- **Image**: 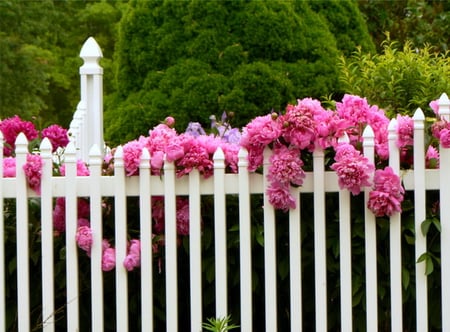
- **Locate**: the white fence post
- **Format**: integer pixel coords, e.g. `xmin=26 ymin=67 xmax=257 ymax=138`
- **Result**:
xmin=0 ymin=131 xmax=4 ymax=332
xmin=439 ymin=93 xmax=450 ymax=331
xmin=79 ymin=37 xmax=104 ymax=162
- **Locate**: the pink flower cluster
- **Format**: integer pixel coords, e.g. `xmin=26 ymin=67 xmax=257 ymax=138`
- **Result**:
xmin=123 ymin=239 xmax=141 ymax=271
xmin=367 ymin=167 xmax=405 ymax=217
xmin=0 ymin=115 xmax=69 ymax=156
xmin=331 ymin=143 xmax=374 ymax=195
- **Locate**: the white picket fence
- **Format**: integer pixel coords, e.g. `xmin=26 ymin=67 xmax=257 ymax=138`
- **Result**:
xmin=1 ymin=37 xmax=449 ymax=332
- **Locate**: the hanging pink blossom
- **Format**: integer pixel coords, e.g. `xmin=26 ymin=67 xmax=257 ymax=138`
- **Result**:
xmin=123 ymin=239 xmax=141 ymax=271
xmin=122 ymin=138 xmax=145 ymax=176
xmin=176 ymin=198 xmax=190 ymax=236
xmin=3 ymin=157 xmax=16 ymax=177
xmin=102 ymin=247 xmax=116 ymax=271
xmin=76 ymin=226 xmax=93 ymax=254
xmin=331 ymin=143 xmax=374 ymax=195
xmin=439 ymin=128 xmax=450 ymax=148
xmin=267 ymin=182 xmax=296 ymax=211
xmin=268 ymin=144 xmax=305 ymax=186
xmin=23 ymin=153 xmax=43 ymax=194
xmin=368 ymin=167 xmax=404 ymax=217
xmin=41 ymin=124 xmax=70 ymax=152
xmin=426 ymin=145 xmax=439 ymax=168
xmin=0 ymin=115 xmax=39 ymax=156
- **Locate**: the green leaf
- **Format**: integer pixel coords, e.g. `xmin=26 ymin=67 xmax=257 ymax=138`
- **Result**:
xmin=402 ymin=268 xmax=410 ymax=290
xmin=431 ymin=217 xmax=441 ymax=233
xmin=421 ymin=219 xmax=432 ymax=236
xmin=425 ymin=256 xmax=434 ymax=276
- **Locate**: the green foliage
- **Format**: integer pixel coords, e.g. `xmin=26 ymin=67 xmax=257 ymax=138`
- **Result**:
xmin=358 ymin=0 xmax=450 ymax=52
xmin=338 ymin=38 xmax=450 ymax=117
xmin=106 ymin=0 xmax=375 ymax=145
xmin=201 ymin=315 xmax=239 ymax=332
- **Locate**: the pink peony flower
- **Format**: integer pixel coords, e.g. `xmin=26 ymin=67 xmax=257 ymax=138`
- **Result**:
xmin=176 ymin=140 xmax=213 ymax=178
xmin=41 ymin=124 xmax=70 ymax=152
xmin=164 ymin=116 xmax=175 ymax=127
xmin=123 ymin=239 xmax=141 ymax=271
xmin=396 ymin=115 xmax=414 ymax=148
xmin=268 ymin=144 xmax=305 ymax=187
xmin=429 ymin=100 xmax=439 ymax=115
xmin=426 ymin=145 xmax=439 ymax=169
xmin=23 ymin=153 xmax=43 ymax=194
xmin=122 ymin=139 xmax=145 ymax=176
xmin=76 ymin=226 xmax=93 ymax=253
xmin=440 ymin=128 xmax=450 ymax=148
xmin=240 ymin=114 xmax=283 ymax=147
xmin=102 ymin=247 xmax=116 ymax=271
xmin=367 ymin=167 xmax=404 ymax=217
xmin=331 ymin=143 xmax=374 ymax=195
xmin=267 ymin=182 xmax=296 ymax=211
xmin=176 ymin=198 xmax=190 ymax=236
xmin=3 ymin=157 xmax=16 ymax=177
xmin=0 ymin=115 xmax=39 ymax=156
xmin=59 ymin=160 xmax=90 ymax=176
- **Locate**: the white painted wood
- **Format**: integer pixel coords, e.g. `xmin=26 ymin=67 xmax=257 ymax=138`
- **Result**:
xmin=40 ymin=138 xmax=55 ymax=332
xmin=64 ymin=142 xmax=80 ymax=332
xmin=363 ymin=125 xmax=378 ymax=332
xmin=263 ymin=147 xmax=277 ymax=332
xmin=313 ymin=148 xmax=327 ymax=332
xmin=238 ymin=148 xmax=253 ymax=331
xmin=0 ymin=132 xmax=4 ymax=332
xmin=289 ymin=187 xmax=302 ymax=332
xmin=388 ymin=119 xmax=403 ymax=332
xmin=139 ymin=147 xmax=153 ymax=332
xmin=213 ymin=147 xmax=228 ymax=319
xmin=189 ymin=169 xmax=202 ymax=332
xmin=439 ymin=93 xmax=450 ymax=331
xmin=15 ymin=133 xmax=30 ymax=332
xmin=89 ymin=144 xmax=104 ymax=332
xmin=164 ymin=156 xmax=178 ymax=332
xmin=114 ymin=146 xmax=129 ymax=332
xmin=413 ymin=108 xmax=428 ymax=332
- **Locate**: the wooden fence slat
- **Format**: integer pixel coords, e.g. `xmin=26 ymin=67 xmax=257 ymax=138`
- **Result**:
xmin=114 ymin=146 xmax=129 ymax=331
xmin=263 ymin=147 xmax=277 ymax=331
xmin=189 ymin=169 xmax=202 ymax=332
xmin=289 ymin=187 xmax=302 ymax=332
xmin=388 ymin=119 xmax=403 ymax=331
xmin=213 ymin=147 xmax=228 ymax=319
xmin=238 ymin=148 xmax=253 ymax=332
xmin=439 ymin=93 xmax=450 ymax=331
xmin=164 ymin=156 xmax=178 ymax=332
xmin=40 ymin=138 xmax=55 ymax=332
xmin=363 ymin=125 xmax=378 ymax=332
xmin=15 ymin=133 xmax=30 ymax=332
xmin=339 ymin=189 xmax=352 ymax=332
xmin=413 ymin=108 xmax=428 ymax=331
xmin=313 ymin=148 xmax=327 ymax=332
xmin=89 ymin=144 xmax=104 ymax=332
xmin=139 ymin=148 xmax=153 ymax=331
xmin=0 ymin=132 xmax=5 ymax=332
xmin=64 ymin=142 xmax=80 ymax=331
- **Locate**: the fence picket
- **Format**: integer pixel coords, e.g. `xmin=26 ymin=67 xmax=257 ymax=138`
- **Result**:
xmin=439 ymin=93 xmax=450 ymax=331
xmin=363 ymin=125 xmax=378 ymax=332
xmin=189 ymin=169 xmax=202 ymax=332
xmin=164 ymin=156 xmax=178 ymax=332
xmin=263 ymin=147 xmax=277 ymax=332
xmin=213 ymin=147 xmax=228 ymax=319
xmin=238 ymin=148 xmax=253 ymax=332
xmin=114 ymin=146 xmax=129 ymax=331
xmin=64 ymin=142 xmax=80 ymax=332
xmin=413 ymin=108 xmax=428 ymax=331
xmin=15 ymin=133 xmax=30 ymax=332
xmin=0 ymin=132 xmax=5 ymax=332
xmin=40 ymin=138 xmax=55 ymax=332
xmin=89 ymin=144 xmax=104 ymax=331
xmin=289 ymin=187 xmax=302 ymax=332
xmin=139 ymin=147 xmax=153 ymax=331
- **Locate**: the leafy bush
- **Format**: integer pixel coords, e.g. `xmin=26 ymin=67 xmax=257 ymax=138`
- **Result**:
xmin=339 ymin=38 xmax=450 ymax=117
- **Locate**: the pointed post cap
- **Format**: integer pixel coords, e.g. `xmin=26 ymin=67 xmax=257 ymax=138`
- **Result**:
xmin=80 ymin=37 xmax=103 ymax=74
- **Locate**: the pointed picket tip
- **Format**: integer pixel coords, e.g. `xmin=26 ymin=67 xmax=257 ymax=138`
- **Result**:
xmin=114 ymin=145 xmax=123 ymax=159
xmin=338 ymin=132 xmax=350 ymax=144
xmin=39 ymin=137 xmax=53 ymax=155
xmin=80 ymin=37 xmax=103 ymax=59
xmin=388 ymin=118 xmax=398 ymax=131
xmin=362 ymin=124 xmax=374 ymax=138
xmin=413 ymin=108 xmax=425 ymax=121
xmin=213 ymin=146 xmax=225 ymax=160
xmin=438 ymin=92 xmax=450 ymax=106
